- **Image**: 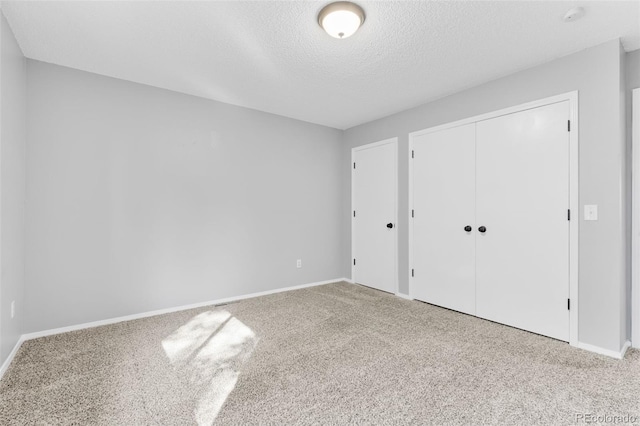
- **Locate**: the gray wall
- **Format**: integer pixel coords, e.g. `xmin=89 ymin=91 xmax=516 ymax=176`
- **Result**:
xmin=0 ymin=12 xmax=26 ymax=364
xmin=343 ymin=39 xmax=628 ymax=353
xmin=25 ymin=60 xmax=344 ymax=333
xmin=627 ymin=49 xmax=640 ymax=90
xmin=13 ymin=36 xmax=640 ymax=352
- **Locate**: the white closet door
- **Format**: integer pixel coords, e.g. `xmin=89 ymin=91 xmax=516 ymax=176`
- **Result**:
xmin=352 ymin=141 xmax=397 ymax=293
xmin=412 ymin=124 xmax=476 ymax=315
xmin=475 ymin=101 xmax=570 ymax=341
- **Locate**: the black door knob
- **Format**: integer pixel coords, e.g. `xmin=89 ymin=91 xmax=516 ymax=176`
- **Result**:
xmin=478 ymin=226 xmax=487 ymax=233
xmin=386 ymin=223 xmax=394 ymax=229
xmin=464 ymin=225 xmax=472 ymax=232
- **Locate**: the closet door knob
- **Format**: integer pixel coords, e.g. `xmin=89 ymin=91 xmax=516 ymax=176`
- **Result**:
xmin=464 ymin=226 xmax=472 ymax=232
xmin=386 ymin=223 xmax=394 ymax=229
xmin=478 ymin=226 xmax=487 ymax=233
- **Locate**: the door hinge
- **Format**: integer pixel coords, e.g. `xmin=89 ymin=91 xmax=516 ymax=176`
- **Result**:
xmin=353 ymin=210 xmax=356 ymax=217
xmin=411 ymin=150 xmax=414 ymax=159
xmin=411 ymin=209 xmax=414 ymax=218
xmin=411 ymin=269 xmax=414 ymax=277
xmin=567 ymin=299 xmax=570 ymax=310
xmin=353 ymin=162 xmax=356 ymax=169
xmin=353 ymin=259 xmax=356 ymax=266
xmin=568 ymin=209 xmax=570 ymax=221
xmin=568 ymin=120 xmax=571 ymax=132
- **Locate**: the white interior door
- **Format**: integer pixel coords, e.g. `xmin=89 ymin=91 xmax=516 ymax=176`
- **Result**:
xmin=412 ymin=124 xmax=476 ymax=315
xmin=475 ymin=101 xmax=570 ymax=341
xmin=352 ymin=140 xmax=397 ymax=293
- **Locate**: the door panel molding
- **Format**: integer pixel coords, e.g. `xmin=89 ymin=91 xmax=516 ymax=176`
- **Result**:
xmin=409 ymin=91 xmax=579 ymax=347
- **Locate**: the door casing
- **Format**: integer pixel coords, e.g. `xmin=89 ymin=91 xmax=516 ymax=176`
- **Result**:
xmin=632 ymin=88 xmax=640 ymax=349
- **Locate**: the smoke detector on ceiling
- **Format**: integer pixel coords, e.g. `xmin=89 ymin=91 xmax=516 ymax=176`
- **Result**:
xmin=563 ymin=7 xmax=585 ymax=23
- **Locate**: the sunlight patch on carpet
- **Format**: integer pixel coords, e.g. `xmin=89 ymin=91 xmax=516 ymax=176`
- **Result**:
xmin=162 ymin=310 xmax=258 ymax=424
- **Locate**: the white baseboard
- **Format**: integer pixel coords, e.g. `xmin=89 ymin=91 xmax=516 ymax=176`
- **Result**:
xmin=347 ymin=279 xmax=411 ymax=301
xmin=1 ymin=277 xmax=348 ymax=381
xmin=0 ymin=335 xmax=26 ymax=380
xmin=619 ymin=340 xmax=632 ymax=359
xmin=21 ymin=277 xmax=349 ymax=341
xmin=576 ymin=340 xmax=632 ymax=359
xmin=395 ymin=292 xmax=413 ymax=300
xmin=7 ymin=278 xmax=630 ymax=381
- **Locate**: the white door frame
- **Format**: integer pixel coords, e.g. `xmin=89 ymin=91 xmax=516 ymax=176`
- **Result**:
xmin=351 ymin=137 xmax=399 ymax=295
xmin=632 ymin=88 xmax=640 ymax=349
xmin=408 ymin=91 xmax=579 ymax=347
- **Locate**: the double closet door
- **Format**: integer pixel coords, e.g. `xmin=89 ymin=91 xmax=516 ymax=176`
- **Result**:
xmin=411 ymin=101 xmax=570 ymax=342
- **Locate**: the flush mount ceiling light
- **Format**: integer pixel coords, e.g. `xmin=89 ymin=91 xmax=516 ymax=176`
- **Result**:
xmin=318 ymin=1 xmax=365 ymax=39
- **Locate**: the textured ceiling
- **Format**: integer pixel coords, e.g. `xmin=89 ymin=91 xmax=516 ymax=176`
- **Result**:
xmin=2 ymin=1 xmax=639 ymax=129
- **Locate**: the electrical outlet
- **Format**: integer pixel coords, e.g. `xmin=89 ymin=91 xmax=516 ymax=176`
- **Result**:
xmin=11 ymin=301 xmax=15 ymax=319
xmin=296 ymin=259 xmax=302 ymax=268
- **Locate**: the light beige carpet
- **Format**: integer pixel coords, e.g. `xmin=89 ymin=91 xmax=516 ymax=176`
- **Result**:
xmin=1 ymin=282 xmax=638 ymax=425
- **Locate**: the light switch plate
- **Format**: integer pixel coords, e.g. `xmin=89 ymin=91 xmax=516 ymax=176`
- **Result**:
xmin=584 ymin=205 xmax=598 ymax=221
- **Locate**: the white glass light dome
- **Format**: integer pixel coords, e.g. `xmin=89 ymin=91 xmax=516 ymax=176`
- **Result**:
xmin=318 ymin=2 xmax=365 ymax=39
